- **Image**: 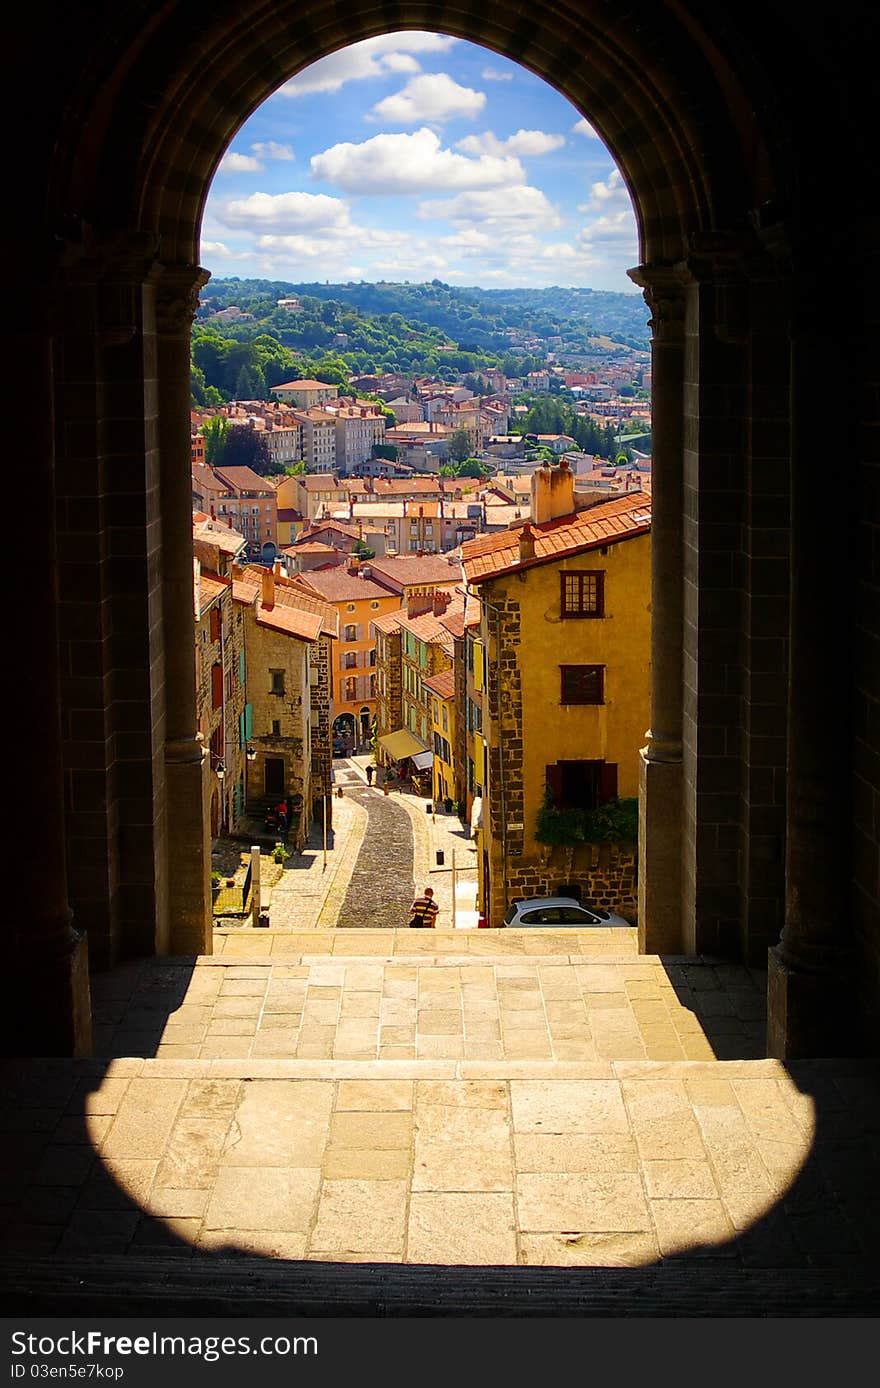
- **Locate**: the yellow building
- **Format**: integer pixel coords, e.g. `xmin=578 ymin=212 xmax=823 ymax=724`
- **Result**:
xmin=423 ymin=668 xmax=456 ymax=806
xmin=461 ymin=468 xmax=651 ymax=926
xmin=297 ymin=556 xmax=402 ymax=748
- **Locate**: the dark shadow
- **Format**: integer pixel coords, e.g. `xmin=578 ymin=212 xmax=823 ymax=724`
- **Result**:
xmin=659 ymin=956 xmax=767 ymax=1061
xmin=1 ymin=957 xmax=878 ymax=1315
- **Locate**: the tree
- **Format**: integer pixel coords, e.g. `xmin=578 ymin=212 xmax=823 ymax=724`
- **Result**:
xmin=372 ymin=443 xmax=398 ymax=462
xmin=200 ymin=416 xmax=229 ymax=464
xmin=455 ymin=458 xmax=491 ymax=480
xmin=352 ymin=538 xmax=376 ymax=560
xmin=221 ymin=426 xmax=275 ymax=475
xmin=449 ymin=428 xmax=471 ymax=463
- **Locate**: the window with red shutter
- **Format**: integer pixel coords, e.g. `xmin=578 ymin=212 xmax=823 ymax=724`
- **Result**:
xmin=211 ymin=663 xmax=223 ymax=709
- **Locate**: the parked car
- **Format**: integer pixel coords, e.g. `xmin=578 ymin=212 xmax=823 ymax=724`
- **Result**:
xmin=333 ymin=738 xmax=347 ymax=756
xmin=502 ymin=896 xmax=631 ymax=928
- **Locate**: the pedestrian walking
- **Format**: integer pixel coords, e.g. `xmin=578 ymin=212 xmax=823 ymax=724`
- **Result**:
xmin=366 ymin=764 xmax=374 ymax=786
xmin=408 ymin=886 xmax=439 ymax=928
xmin=275 ymin=799 xmax=288 ymax=839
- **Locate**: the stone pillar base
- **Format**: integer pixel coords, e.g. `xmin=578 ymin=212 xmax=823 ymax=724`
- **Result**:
xmin=767 ymin=946 xmax=860 ymax=1059
xmin=164 ymin=740 xmax=213 ymax=957
xmin=638 ymin=748 xmax=684 ymax=955
xmin=2 ymin=929 xmax=92 ymax=1058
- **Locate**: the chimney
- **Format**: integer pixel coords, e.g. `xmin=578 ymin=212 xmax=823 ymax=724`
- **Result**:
xmin=407 ymin=591 xmax=433 ymax=619
xmin=518 ymin=523 xmax=536 ymax=564
xmin=347 ymin=556 xmax=360 ymax=575
xmin=274 ymin=560 xmax=283 ymax=577
xmin=261 ymin=567 xmax=275 ymax=610
xmin=232 ymin=562 xmax=243 ymax=579
xmin=531 ymin=458 xmax=575 ymax=525
xmin=432 ymin=589 xmax=452 ymax=616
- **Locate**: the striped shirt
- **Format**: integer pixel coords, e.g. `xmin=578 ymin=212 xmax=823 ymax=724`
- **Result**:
xmin=410 ymin=894 xmax=439 ymax=927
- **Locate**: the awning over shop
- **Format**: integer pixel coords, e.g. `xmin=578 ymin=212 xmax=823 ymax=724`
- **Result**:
xmin=378 ymin=729 xmax=425 ymax=760
xmin=411 ymin=750 xmax=433 ymax=770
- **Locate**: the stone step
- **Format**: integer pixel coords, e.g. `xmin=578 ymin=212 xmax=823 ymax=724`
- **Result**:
xmin=1 ymin=1252 xmax=876 ymax=1317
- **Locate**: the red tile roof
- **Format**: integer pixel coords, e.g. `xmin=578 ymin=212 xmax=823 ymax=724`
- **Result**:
xmin=197 ymin=571 xmax=229 ymax=616
xmin=366 ymin=554 xmax=463 ymax=592
xmin=370 ymin=610 xmax=406 ymax=636
xmin=296 ymin=567 xmax=397 ymax=603
xmin=423 ymin=669 xmax=456 ymax=700
xmin=461 ymin=494 xmax=651 ymax=584
xmin=213 ymin=466 xmax=277 ymax=493
xmin=233 ymin=566 xmax=339 ymax=640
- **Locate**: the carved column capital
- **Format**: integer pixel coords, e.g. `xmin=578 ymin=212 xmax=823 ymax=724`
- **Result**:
xmin=155 ymin=263 xmax=211 ymax=336
xmin=627 ymin=263 xmax=687 ymax=343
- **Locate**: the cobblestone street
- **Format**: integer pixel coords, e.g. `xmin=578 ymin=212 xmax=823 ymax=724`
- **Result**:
xmin=335 ymin=769 xmax=415 ymax=929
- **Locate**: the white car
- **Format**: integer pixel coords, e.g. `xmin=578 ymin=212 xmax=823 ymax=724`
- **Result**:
xmin=502 ymin=896 xmax=631 ymax=928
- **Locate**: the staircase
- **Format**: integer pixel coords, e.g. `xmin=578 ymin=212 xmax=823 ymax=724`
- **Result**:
xmin=2 ymin=930 xmax=877 ymax=1316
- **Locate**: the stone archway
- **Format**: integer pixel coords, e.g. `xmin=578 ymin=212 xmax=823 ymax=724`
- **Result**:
xmin=16 ymin=0 xmax=873 ymax=1060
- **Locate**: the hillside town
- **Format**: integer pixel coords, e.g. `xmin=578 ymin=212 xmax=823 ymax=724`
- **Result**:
xmin=191 ymin=351 xmax=653 ymax=927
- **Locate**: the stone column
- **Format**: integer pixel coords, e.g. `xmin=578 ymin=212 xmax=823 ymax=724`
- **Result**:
xmin=628 ymin=265 xmax=686 ymax=954
xmin=154 ymin=264 xmax=213 ymax=956
xmin=7 ymin=287 xmax=91 ymax=1056
xmin=768 ymin=264 xmax=856 ymax=1057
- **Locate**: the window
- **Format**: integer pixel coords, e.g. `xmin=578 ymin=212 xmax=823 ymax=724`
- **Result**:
xmin=211 ymin=663 xmax=223 ymax=710
xmin=209 ymin=606 xmax=220 ymax=642
xmin=272 ymin=719 xmax=281 ymax=737
xmin=346 ymin=604 xmax=356 ymax=612
xmin=370 ymin=601 xmax=380 ymax=610
xmin=560 ymin=570 xmax=605 ymax=618
xmin=343 ymin=624 xmax=357 ymax=642
xmin=546 ymin=759 xmax=617 ymax=811
xmin=560 ymin=665 xmax=605 ymax=704
xmin=270 ymin=670 xmax=285 ymax=695
xmin=344 ymin=652 xmax=358 ymax=669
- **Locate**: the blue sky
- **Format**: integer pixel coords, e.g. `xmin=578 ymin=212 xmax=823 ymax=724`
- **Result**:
xmin=200 ymin=33 xmax=639 ymax=293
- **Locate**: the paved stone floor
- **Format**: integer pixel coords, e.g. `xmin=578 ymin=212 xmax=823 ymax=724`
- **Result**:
xmin=88 ymin=946 xmax=765 ymax=1062
xmin=5 ymin=766 xmax=877 ymax=1309
xmin=2 ymin=1052 xmax=877 ymax=1273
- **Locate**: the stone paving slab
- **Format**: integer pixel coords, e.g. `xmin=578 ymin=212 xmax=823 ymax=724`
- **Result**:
xmin=89 ymin=950 xmax=767 ymax=1062
xmin=1 ymin=1058 xmax=876 ymax=1271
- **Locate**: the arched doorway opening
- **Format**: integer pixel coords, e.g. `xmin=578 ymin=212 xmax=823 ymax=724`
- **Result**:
xmin=19 ymin=0 xmax=867 ymax=1065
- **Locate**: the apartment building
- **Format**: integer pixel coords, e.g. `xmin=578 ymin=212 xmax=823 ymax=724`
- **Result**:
xmin=461 ymin=467 xmax=651 ymax=925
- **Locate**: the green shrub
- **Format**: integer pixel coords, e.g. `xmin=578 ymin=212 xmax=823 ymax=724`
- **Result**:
xmin=271 ymin=842 xmax=287 ymax=864
xmin=210 ymin=871 xmax=222 ymax=888
xmin=535 ymin=792 xmax=638 ymax=846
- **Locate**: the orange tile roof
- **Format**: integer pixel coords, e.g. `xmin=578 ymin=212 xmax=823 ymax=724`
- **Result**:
xmin=370 ymin=609 xmax=406 ymax=636
xmin=296 ymin=567 xmax=396 ymax=603
xmin=366 ymin=554 xmax=463 ymax=591
xmin=423 ymin=668 xmax=456 ymax=700
xmin=461 ymin=494 xmax=651 ymax=585
xmin=212 ymin=466 xmax=277 ymax=493
xmin=233 ymin=566 xmax=339 ymax=640
xmin=197 ymin=571 xmax=229 ymax=616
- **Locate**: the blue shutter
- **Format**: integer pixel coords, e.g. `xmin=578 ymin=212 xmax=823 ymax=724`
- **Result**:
xmin=245 ymin=703 xmax=253 ymax=739
xmin=239 ymin=650 xmax=246 ymax=685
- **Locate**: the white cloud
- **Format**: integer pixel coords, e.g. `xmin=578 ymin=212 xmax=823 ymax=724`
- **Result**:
xmin=455 ymin=129 xmax=565 ymax=158
xmin=218 ymin=151 xmax=263 ymax=174
xmin=577 ymin=210 xmax=637 ymax=247
xmin=310 ymin=128 xmax=523 ymax=195
xmin=250 ymin=141 xmax=295 ymax=161
xmin=572 ymin=117 xmax=601 ymax=139
xmin=370 ymin=73 xmax=486 ymax=125
xmin=200 ymin=240 xmax=234 ymax=257
xmin=279 ymin=33 xmax=456 ymax=97
xmin=216 ymin=190 xmax=353 ymax=234
xmin=419 ymin=184 xmax=562 ymax=229
xmin=580 ymin=168 xmax=629 ymax=210
xmin=481 ymin=67 xmax=513 ymax=82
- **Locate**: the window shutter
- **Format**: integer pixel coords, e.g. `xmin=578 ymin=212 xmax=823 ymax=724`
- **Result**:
xmin=546 ymin=763 xmax=563 ymax=804
xmin=239 ymin=650 xmax=245 ymax=685
xmin=245 ymin=703 xmax=253 ymax=739
xmin=211 ymin=663 xmax=223 ymax=709
xmin=599 ymin=762 xmax=618 ymax=804
xmin=209 ymin=606 xmax=220 ymax=642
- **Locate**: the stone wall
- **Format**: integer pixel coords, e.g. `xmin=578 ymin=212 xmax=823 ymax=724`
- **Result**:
xmin=502 ymin=842 xmax=638 ymax=921
xmin=310 ymin=635 xmax=332 ymax=823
